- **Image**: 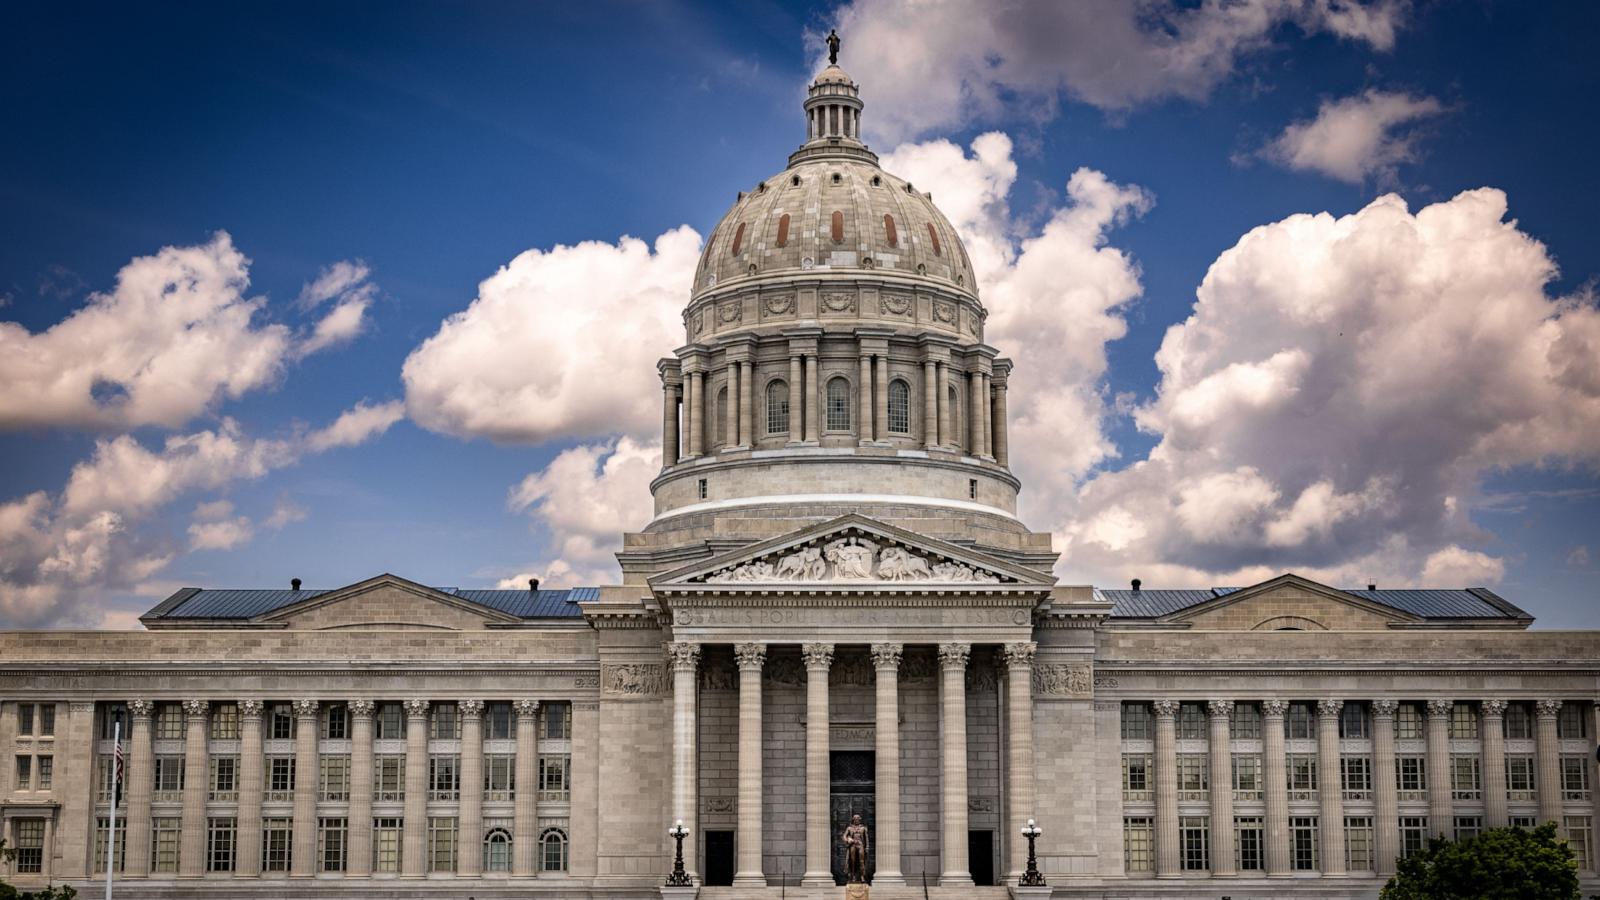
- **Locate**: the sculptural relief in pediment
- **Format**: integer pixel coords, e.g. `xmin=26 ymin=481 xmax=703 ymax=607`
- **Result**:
xmin=700 ymin=535 xmax=1005 ymax=585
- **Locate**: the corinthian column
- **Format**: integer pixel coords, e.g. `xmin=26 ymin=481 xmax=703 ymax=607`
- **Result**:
xmin=291 ymin=699 xmax=320 ymax=877
xmin=789 ymin=355 xmax=803 ymax=438
xmin=733 ymin=643 xmax=767 ymax=886
xmin=1152 ymin=699 xmax=1180 ymax=878
xmin=687 ymin=371 xmax=704 ymax=457
xmin=347 ymin=700 xmax=375 ymax=878
xmin=123 ymin=699 xmax=153 ymax=878
xmin=726 ymin=366 xmax=740 ymax=448
xmin=401 ymin=699 xmax=430 ymax=877
xmin=922 ymin=359 xmax=939 ymax=449
xmin=1371 ymin=700 xmax=1400 ymax=877
xmin=1262 ymin=699 xmax=1290 ymax=876
xmin=936 ymin=362 xmax=950 ymax=447
xmin=236 ymin=700 xmax=264 ymax=878
xmin=662 ymin=381 xmax=680 ymax=466
xmin=1426 ymin=700 xmax=1453 ymax=837
xmin=179 ymin=700 xmax=209 ymax=877
xmin=874 ymin=355 xmax=889 ymax=441
xmin=938 ymin=642 xmax=973 ymax=886
xmin=858 ymin=353 xmax=873 ymax=444
xmin=1536 ymin=699 xmax=1563 ymax=825
xmin=801 ymin=643 xmax=835 ymax=887
xmin=512 ymin=700 xmax=540 ymax=877
xmin=457 ymin=700 xmax=485 ymax=876
xmin=1317 ymin=700 xmax=1346 ymax=875
xmin=872 ymin=643 xmax=905 ymax=885
xmin=1003 ymin=642 xmax=1037 ymax=884
xmin=1208 ymin=701 xmax=1236 ymax=877
xmin=739 ymin=359 xmax=753 ymax=446
xmin=993 ymin=378 xmax=1009 ymax=466
xmin=804 ymin=353 xmax=820 ymax=443
xmin=1481 ymin=700 xmax=1508 ymax=828
xmin=667 ymin=643 xmax=700 ymax=883
xmin=967 ymin=370 xmax=982 ymax=455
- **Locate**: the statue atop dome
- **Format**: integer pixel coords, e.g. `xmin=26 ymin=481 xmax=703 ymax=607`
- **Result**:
xmin=826 ymin=29 xmax=841 ymax=65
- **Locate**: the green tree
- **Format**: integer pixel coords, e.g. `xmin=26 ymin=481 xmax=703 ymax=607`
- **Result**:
xmin=1380 ymin=822 xmax=1579 ymax=900
xmin=0 ymin=837 xmax=79 ymax=900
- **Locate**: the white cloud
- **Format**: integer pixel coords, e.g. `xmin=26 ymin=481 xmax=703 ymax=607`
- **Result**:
xmin=298 ymin=260 xmax=370 ymax=308
xmin=192 ymin=499 xmax=236 ymax=521
xmin=1567 ymin=546 xmax=1591 ymax=568
xmin=506 ymin=436 xmax=661 ymax=581
xmin=402 ymin=228 xmax=700 ymax=444
xmin=296 ymin=260 xmax=376 ymax=358
xmin=1420 ymin=546 xmax=1505 ymax=585
xmin=1260 ymin=89 xmax=1444 ymax=184
xmin=263 ymin=496 xmax=309 ymax=530
xmin=188 ymin=515 xmax=254 ymax=551
xmin=825 ymin=0 xmax=1410 ymax=142
xmin=305 ymin=399 xmax=406 ymax=452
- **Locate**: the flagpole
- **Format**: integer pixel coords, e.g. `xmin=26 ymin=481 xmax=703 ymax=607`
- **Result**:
xmin=105 ymin=712 xmax=121 ymax=900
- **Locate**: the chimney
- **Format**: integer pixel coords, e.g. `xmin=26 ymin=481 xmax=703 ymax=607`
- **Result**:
xmin=1367 ymin=583 xmax=1377 ymax=591
xmin=291 ymin=577 xmax=302 ymax=591
xmin=1131 ymin=578 xmax=1142 ymax=592
xmin=528 ymin=577 xmax=541 ymax=593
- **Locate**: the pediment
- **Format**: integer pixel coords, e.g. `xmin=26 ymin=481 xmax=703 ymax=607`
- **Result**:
xmin=1159 ymin=573 xmax=1422 ymax=630
xmin=255 ymin=574 xmax=521 ymax=630
xmin=651 ymin=514 xmax=1053 ymax=591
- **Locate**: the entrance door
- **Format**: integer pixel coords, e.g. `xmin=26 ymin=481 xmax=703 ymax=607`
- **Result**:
xmin=703 ymin=830 xmax=735 ymax=886
xmin=969 ymin=830 xmax=995 ymax=886
xmin=829 ymin=750 xmax=875 ymax=885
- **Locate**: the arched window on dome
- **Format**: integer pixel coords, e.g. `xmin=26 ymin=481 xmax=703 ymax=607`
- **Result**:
xmin=776 ymin=214 xmax=790 ymax=248
xmin=540 ymin=828 xmax=568 ymax=872
xmin=826 ymin=377 xmax=851 ymax=431
xmin=888 ymin=379 xmax=910 ymax=434
xmin=766 ymin=380 xmax=789 ymax=435
xmin=483 ymin=828 xmax=512 ymax=872
xmin=926 ymin=223 xmax=942 ymax=256
xmin=715 ymin=387 xmax=727 ymax=450
xmin=831 ymin=210 xmax=844 ymax=244
xmin=730 ymin=222 xmax=746 ymax=256
xmin=883 ymin=214 xmax=897 ymax=247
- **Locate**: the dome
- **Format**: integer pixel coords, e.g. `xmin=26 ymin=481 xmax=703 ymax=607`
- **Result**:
xmin=813 ymin=63 xmax=854 ymax=85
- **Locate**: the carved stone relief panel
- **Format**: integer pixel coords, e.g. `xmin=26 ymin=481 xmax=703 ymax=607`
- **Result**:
xmin=821 ymin=290 xmax=857 ymax=315
xmin=602 ymin=663 xmax=669 ymax=697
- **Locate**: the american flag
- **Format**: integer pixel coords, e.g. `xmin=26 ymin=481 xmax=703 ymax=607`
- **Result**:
xmin=113 ymin=730 xmax=124 ymax=806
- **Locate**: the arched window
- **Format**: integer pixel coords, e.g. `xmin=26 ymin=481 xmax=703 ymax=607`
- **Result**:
xmin=826 ymin=377 xmax=851 ymax=431
xmin=730 ymin=222 xmax=746 ymax=256
xmin=831 ymin=210 xmax=844 ymax=244
xmin=540 ymin=828 xmax=568 ymax=872
xmin=888 ymin=380 xmax=910 ymax=433
xmin=715 ymin=387 xmax=727 ymax=449
xmin=483 ymin=828 xmax=512 ymax=872
xmin=883 ymin=214 xmax=897 ymax=247
xmin=926 ymin=223 xmax=942 ymax=256
xmin=766 ymin=380 xmax=789 ymax=435
xmin=776 ymin=214 xmax=790 ymax=248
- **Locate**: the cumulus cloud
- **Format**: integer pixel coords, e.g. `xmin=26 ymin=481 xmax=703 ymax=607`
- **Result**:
xmin=825 ymin=0 xmax=1410 ymax=142
xmin=188 ymin=515 xmax=254 ymax=551
xmin=402 ymin=228 xmax=700 ymax=444
xmin=1052 ymin=187 xmax=1600 ymax=588
xmin=506 ymin=436 xmax=661 ymax=583
xmin=1260 ymin=89 xmax=1444 ymax=184
xmin=305 ymin=399 xmax=406 ymax=452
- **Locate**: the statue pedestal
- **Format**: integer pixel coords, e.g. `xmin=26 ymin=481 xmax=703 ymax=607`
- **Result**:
xmin=659 ymin=886 xmax=699 ymax=900
xmin=1008 ymin=885 xmax=1051 ymax=899
xmin=844 ymin=885 xmax=870 ymax=900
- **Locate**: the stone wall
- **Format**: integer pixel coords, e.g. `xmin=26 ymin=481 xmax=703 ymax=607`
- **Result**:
xmin=898 ymin=647 xmax=941 ymax=881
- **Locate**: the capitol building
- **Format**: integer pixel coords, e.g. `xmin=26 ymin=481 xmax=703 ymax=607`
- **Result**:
xmin=3 ymin=50 xmax=1598 ymax=900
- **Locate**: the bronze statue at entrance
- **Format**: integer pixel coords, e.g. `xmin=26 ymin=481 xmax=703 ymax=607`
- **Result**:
xmin=842 ymin=814 xmax=870 ymax=884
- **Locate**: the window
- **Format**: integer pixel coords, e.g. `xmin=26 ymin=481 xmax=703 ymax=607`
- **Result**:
xmin=1399 ymin=817 xmax=1429 ymax=859
xmin=886 ymin=380 xmax=910 ymax=434
xmin=1451 ymin=755 xmax=1481 ymax=800
xmin=155 ymin=703 xmax=184 ymax=740
xmin=926 ymin=223 xmax=942 ymax=256
xmin=1232 ymin=753 xmax=1263 ymax=801
xmin=1121 ymin=754 xmax=1152 ymax=801
xmin=485 ymin=702 xmax=514 ymax=740
xmin=1339 ymin=703 xmax=1369 ymax=739
xmin=539 ymin=754 xmax=571 ymax=801
xmin=431 ymin=704 xmax=460 ymax=740
xmin=269 ymin=703 xmax=294 ymax=740
xmin=263 ymin=818 xmax=293 ymax=872
xmin=1123 ymin=817 xmax=1153 ymax=873
xmin=374 ymin=818 xmax=403 ymax=873
xmin=94 ymin=816 xmax=126 ymax=873
xmin=831 ymin=210 xmax=844 ymax=244
xmin=209 ymin=702 xmax=239 ymax=739
xmin=375 ymin=754 xmax=405 ymax=802
xmin=1231 ymin=703 xmax=1262 ymax=739
xmin=883 ymin=213 xmax=898 ymax=247
xmin=1176 ymin=702 xmax=1207 ymax=740
xmin=152 ymin=817 xmax=182 ymax=872
xmin=322 ymin=703 xmax=349 ymax=740
xmin=1287 ymin=754 xmax=1318 ymax=801
xmin=1180 ymin=816 xmax=1210 ymax=871
xmin=485 ymin=753 xmax=515 ymax=801
xmin=1286 ymin=702 xmax=1316 ymax=739
xmin=1121 ymin=703 xmax=1153 ymax=741
xmin=13 ymin=818 xmax=44 ymax=873
xmin=1397 ymin=756 xmax=1427 ymax=801
xmin=825 ymin=377 xmax=851 ymax=431
xmin=1449 ymin=703 xmax=1479 ymax=739
xmin=430 ymin=754 xmax=461 ymax=801
xmin=207 ymin=817 xmax=237 ymax=872
xmin=14 ymin=754 xmax=30 ymax=790
xmin=319 ymin=817 xmax=348 ymax=872
xmin=541 ymin=701 xmax=570 ymax=739
xmin=541 ymin=827 xmax=569 ymax=872
xmin=766 ymin=380 xmax=789 ymax=435
xmin=1507 ymin=755 xmax=1537 ymax=800
xmin=1341 ymin=756 xmax=1372 ymax=801
xmin=484 ymin=828 xmax=513 ymax=872
xmin=96 ymin=754 xmax=116 ymax=804
xmin=99 ymin=703 xmax=128 ymax=739
xmin=1558 ymin=702 xmax=1588 ymax=739
xmin=210 ymin=755 xmax=238 ymax=801
xmin=1453 ymin=815 xmax=1482 ymax=842
xmin=776 ymin=213 xmax=790 ymax=247
xmin=376 ymin=702 xmax=404 ymax=740
xmin=697 ymin=478 xmax=708 ymax=500
xmin=37 ymin=703 xmax=55 ymax=737
xmin=1235 ymin=816 xmax=1264 ymax=871
xmin=1562 ymin=755 xmax=1590 ymax=801
xmin=730 ymin=222 xmax=746 ymax=256
xmin=1290 ymin=817 xmax=1319 ymax=871
xmin=18 ymin=703 xmax=35 ymax=736
xmin=1177 ymin=754 xmax=1209 ymax=801
xmin=154 ymin=755 xmax=185 ymax=798
xmin=1505 ymin=702 xmax=1533 ymax=739
xmin=1396 ymin=703 xmax=1424 ymax=740
xmin=1564 ymin=816 xmax=1593 ymax=871
xmin=320 ymin=754 xmax=351 ymax=801
xmin=35 ymin=754 xmax=52 ymax=790
xmin=266 ymin=756 xmax=295 ymax=801
xmin=429 ymin=817 xmax=459 ymax=873
xmin=1510 ymin=815 xmax=1537 ymax=829
xmin=968 ymin=478 xmax=977 ymax=499
xmin=1345 ymin=816 xmax=1374 ymax=871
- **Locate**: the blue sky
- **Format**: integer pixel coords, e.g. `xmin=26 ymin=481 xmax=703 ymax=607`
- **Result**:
xmin=2 ymin=0 xmax=1597 ymax=629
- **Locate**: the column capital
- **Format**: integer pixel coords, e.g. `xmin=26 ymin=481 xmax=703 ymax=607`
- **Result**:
xmin=734 ymin=642 xmax=767 ymax=671
xmin=1371 ymin=699 xmax=1398 ymax=718
xmin=937 ymin=641 xmax=971 ymax=669
xmin=801 ymin=642 xmax=834 ymax=670
xmin=1152 ymin=699 xmax=1180 ymax=718
xmin=1261 ymin=699 xmax=1289 ymax=718
xmin=458 ymin=699 xmax=485 ymax=719
xmin=514 ymin=699 xmax=540 ymax=719
xmin=1426 ymin=699 xmax=1454 ymax=718
xmin=1317 ymin=699 xmax=1344 ymax=718
xmin=1535 ymin=699 xmax=1563 ymax=718
xmin=403 ymin=699 xmax=431 ymax=718
xmin=1208 ymin=699 xmax=1235 ymax=718
xmin=128 ymin=698 xmax=154 ymax=719
xmin=1002 ymin=641 xmax=1036 ymax=670
xmin=182 ymin=699 xmax=210 ymax=719
xmin=666 ymin=641 xmax=702 ymax=672
xmin=292 ymin=699 xmax=320 ymax=719
xmin=870 ymin=642 xmax=902 ymax=670
xmin=348 ymin=700 xmax=375 ymax=718
xmin=239 ymin=699 xmax=264 ymax=720
xmin=1480 ymin=699 xmax=1508 ymax=718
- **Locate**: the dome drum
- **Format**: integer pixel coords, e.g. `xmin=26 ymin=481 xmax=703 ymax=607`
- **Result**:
xmin=683 ymin=279 xmax=985 ymax=344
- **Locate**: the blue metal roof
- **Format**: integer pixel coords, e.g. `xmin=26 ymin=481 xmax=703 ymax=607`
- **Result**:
xmin=1097 ymin=585 xmax=1524 ymax=620
xmin=151 ymin=585 xmax=594 ymax=620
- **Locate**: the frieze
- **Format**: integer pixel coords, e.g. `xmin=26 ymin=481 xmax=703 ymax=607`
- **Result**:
xmin=1032 ymin=663 xmax=1093 ymax=698
xmin=933 ymin=300 xmax=957 ymax=323
xmin=704 ymin=797 xmax=734 ymax=814
xmin=879 ymin=292 xmax=913 ymax=316
xmin=821 ymin=291 xmax=856 ymax=314
xmin=573 ymin=674 xmax=600 ymax=689
xmin=674 ymin=605 xmax=1032 ymax=628
xmin=762 ymin=293 xmax=795 ymax=316
xmin=718 ymin=301 xmax=742 ymax=324
xmin=1093 ymin=675 xmax=1119 ymax=689
xmin=601 ymin=664 xmax=668 ymax=697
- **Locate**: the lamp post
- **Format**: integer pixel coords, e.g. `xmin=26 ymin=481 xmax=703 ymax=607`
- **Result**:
xmin=666 ymin=819 xmax=692 ymax=887
xmin=1019 ymin=818 xmax=1046 ymax=887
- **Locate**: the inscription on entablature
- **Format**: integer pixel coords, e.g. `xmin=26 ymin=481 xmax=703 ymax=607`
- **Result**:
xmin=672 ymin=606 xmax=1032 ymax=628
